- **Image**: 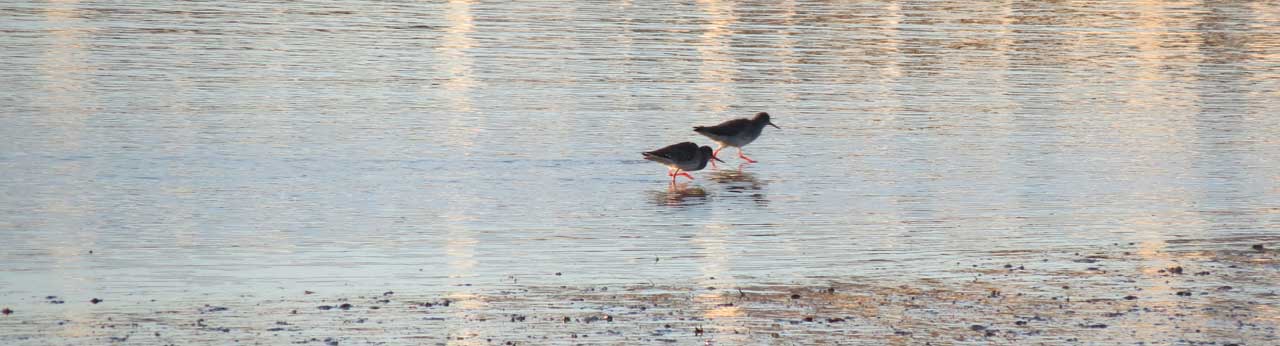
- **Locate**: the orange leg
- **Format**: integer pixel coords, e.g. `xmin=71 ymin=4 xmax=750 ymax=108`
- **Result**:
xmin=738 ymin=148 xmax=757 ymax=163
xmin=668 ymin=169 xmax=694 ymax=181
xmin=710 ymin=147 xmax=725 ymax=168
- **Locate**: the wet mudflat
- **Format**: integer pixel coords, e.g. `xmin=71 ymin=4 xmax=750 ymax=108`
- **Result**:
xmin=3 ymin=242 xmax=1275 ymax=345
xmin=2 ymin=0 xmax=1279 ymax=344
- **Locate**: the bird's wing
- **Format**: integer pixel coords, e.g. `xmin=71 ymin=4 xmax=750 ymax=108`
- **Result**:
xmin=644 ymin=142 xmax=699 ymax=162
xmin=694 ymin=118 xmax=752 ymax=136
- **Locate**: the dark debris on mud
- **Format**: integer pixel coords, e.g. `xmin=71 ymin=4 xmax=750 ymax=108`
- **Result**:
xmin=1 ymin=244 xmax=1276 ymax=345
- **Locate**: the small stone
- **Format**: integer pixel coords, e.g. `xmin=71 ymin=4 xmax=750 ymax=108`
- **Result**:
xmin=2 ymin=308 xmax=12 ymax=315
xmin=382 ymin=291 xmax=394 ymax=296
xmin=1176 ymin=291 xmax=1192 ymax=297
xmin=970 ymin=325 xmax=986 ymax=332
xmin=1167 ymin=266 xmax=1184 ymax=275
xmin=199 ymin=306 xmax=228 ymax=313
xmin=554 ymin=272 xmax=562 ymax=276
xmin=90 ymin=298 xmax=103 ymax=304
xmin=318 ymin=305 xmax=333 ymax=310
xmin=338 ymin=303 xmax=352 ymax=310
xmin=1217 ymin=286 xmax=1233 ymax=291
xmin=1124 ymin=295 xmax=1138 ymax=300
xmin=790 ymin=294 xmax=801 ymax=299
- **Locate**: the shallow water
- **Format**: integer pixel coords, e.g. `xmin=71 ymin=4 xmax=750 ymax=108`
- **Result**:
xmin=1 ymin=0 xmax=1278 ymax=342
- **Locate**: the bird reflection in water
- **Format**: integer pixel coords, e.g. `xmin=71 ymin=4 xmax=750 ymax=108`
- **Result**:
xmin=650 ymin=184 xmax=709 ymax=207
xmin=711 ymin=165 xmax=768 ymax=205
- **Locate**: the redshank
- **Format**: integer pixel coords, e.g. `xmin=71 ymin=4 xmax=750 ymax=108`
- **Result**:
xmin=642 ymin=142 xmax=724 ymax=184
xmin=693 ymin=112 xmax=779 ymax=163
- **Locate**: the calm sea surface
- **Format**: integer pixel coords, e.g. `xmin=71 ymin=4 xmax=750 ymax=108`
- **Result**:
xmin=1 ymin=0 xmax=1277 ymax=311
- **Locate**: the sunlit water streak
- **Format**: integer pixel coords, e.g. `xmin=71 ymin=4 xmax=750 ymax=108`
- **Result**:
xmin=1 ymin=0 xmax=1277 ymax=318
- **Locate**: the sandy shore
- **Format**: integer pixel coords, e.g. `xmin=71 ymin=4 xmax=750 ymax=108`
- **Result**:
xmin=2 ymin=243 xmax=1276 ymax=345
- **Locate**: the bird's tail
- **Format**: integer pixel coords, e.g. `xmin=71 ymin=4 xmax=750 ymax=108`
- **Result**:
xmin=641 ymin=152 xmax=667 ymax=163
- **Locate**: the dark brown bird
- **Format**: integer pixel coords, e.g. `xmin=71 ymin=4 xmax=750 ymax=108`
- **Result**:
xmin=693 ymin=112 xmax=779 ymax=163
xmin=642 ymin=142 xmax=724 ymax=184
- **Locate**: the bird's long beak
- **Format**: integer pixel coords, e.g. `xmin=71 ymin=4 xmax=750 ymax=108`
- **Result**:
xmin=711 ymin=153 xmax=726 ymax=163
xmin=768 ymin=121 xmax=780 ymax=129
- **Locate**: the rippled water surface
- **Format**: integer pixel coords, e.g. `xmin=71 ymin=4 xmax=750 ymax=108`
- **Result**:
xmin=1 ymin=0 xmax=1278 ymax=341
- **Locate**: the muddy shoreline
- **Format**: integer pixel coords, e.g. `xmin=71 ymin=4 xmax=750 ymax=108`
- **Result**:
xmin=3 ymin=244 xmax=1275 ymax=345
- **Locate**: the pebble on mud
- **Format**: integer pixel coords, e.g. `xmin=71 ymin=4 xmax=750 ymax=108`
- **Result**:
xmin=1167 ymin=266 xmax=1184 ymax=275
xmin=199 ymin=305 xmax=228 ymax=313
xmin=90 ymin=298 xmax=103 ymax=304
xmin=1253 ymin=244 xmax=1265 ymax=252
xmin=2 ymin=308 xmax=11 ymax=315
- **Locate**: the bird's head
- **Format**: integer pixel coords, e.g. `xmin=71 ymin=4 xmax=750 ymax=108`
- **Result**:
xmin=701 ymin=146 xmax=725 ymax=163
xmin=755 ymin=112 xmax=780 ymax=129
